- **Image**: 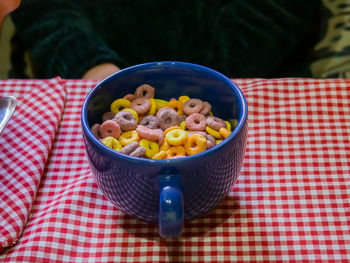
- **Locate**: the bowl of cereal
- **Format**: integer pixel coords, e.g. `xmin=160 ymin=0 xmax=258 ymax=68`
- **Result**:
xmin=81 ymin=61 xmax=247 ymax=238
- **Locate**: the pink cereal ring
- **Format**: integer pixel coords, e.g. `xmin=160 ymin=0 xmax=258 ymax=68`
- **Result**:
xmin=134 ymin=84 xmax=155 ymax=98
xmin=100 ymin=120 xmax=121 ymax=139
xmin=154 ymin=128 xmax=164 ymax=146
xmin=130 ymin=97 xmax=151 ymax=115
xmin=206 ymin=134 xmax=216 ymax=149
xmin=185 ymin=113 xmax=206 ymax=131
xmin=200 ymin=101 xmax=212 ymax=116
xmin=136 ymin=125 xmax=159 ymax=141
xmin=206 ymin=116 xmax=226 ymax=131
xmin=183 ymin=98 xmax=204 ymax=115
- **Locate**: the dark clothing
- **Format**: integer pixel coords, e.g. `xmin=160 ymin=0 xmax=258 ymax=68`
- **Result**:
xmin=10 ymin=0 xmax=321 ymax=79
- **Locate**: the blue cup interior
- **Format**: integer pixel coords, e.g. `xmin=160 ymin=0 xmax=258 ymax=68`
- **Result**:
xmin=84 ymin=61 xmax=246 ymax=143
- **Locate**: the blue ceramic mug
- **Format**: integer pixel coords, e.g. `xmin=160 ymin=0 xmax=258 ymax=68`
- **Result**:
xmin=81 ymin=61 xmax=248 ymax=238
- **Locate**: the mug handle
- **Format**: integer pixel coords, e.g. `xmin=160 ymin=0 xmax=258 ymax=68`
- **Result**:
xmin=158 ymin=175 xmax=184 ymax=238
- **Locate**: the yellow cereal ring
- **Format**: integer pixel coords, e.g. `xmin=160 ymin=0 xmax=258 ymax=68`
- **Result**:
xmin=119 ymin=130 xmax=140 ymax=146
xmin=216 ymin=140 xmax=223 ymax=144
xmin=167 ymin=146 xmax=186 ymax=158
xmin=179 ymin=121 xmax=186 ymax=130
xmin=209 ymin=112 xmax=213 ymax=116
xmin=178 ymin=95 xmax=190 ymax=104
xmin=224 ymin=121 xmax=231 ymax=132
xmin=164 ymin=126 xmax=181 ymax=136
xmin=152 ymin=150 xmax=167 ymax=160
xmin=219 ymin=127 xmax=231 ymax=139
xmin=206 ymin=126 xmax=223 ymax=139
xmin=140 ymin=139 xmax=159 ymax=158
xmin=147 ymin=98 xmax=157 ymax=116
xmin=160 ymin=139 xmax=170 ymax=151
xmin=102 ymin=136 xmax=122 ymax=151
xmin=165 ymin=128 xmax=188 ymax=146
xmin=110 ymin=98 xmax=131 ymax=114
xmin=168 ymin=99 xmax=183 ymax=115
xmin=184 ymin=134 xmax=207 ymax=156
xmin=155 ymin=99 xmax=168 ymax=110
xmin=121 ymin=108 xmax=139 ymax=123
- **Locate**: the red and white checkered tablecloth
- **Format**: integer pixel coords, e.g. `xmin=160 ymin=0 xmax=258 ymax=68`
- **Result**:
xmin=0 ymin=78 xmax=349 ymax=262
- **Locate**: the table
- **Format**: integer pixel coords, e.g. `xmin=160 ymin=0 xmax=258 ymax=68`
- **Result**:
xmin=0 ymin=78 xmax=349 ymax=262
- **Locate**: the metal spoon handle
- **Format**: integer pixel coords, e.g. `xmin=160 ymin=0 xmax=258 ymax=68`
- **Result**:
xmin=0 ymin=96 xmax=17 ymax=134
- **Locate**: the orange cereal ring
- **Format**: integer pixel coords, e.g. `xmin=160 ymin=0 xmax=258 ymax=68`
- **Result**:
xmin=168 ymin=99 xmax=183 ymax=115
xmin=130 ymin=97 xmax=151 ymax=115
xmin=178 ymin=95 xmax=190 ymax=104
xmin=167 ymin=146 xmax=186 ymax=158
xmin=110 ymin=98 xmax=131 ymax=114
xmin=119 ymin=130 xmax=140 ymax=146
xmin=160 ymin=139 xmax=170 ymax=151
xmin=169 ymin=155 xmax=186 ymax=159
xmin=139 ymin=139 xmax=159 ymax=158
xmin=163 ymin=126 xmax=181 ymax=136
xmin=219 ymin=127 xmax=231 ymax=139
xmin=100 ymin=120 xmax=121 ymax=139
xmin=184 ymin=134 xmax=207 ymax=156
xmin=134 ymin=84 xmax=155 ymax=98
xmin=165 ymin=128 xmax=188 ymax=146
xmin=102 ymin=136 xmax=122 ymax=151
xmin=152 ymin=150 xmax=167 ymax=160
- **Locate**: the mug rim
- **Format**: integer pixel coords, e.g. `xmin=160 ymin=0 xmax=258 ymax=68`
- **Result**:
xmin=81 ymin=61 xmax=248 ymax=164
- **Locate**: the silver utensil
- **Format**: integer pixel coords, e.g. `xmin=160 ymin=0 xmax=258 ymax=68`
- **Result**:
xmin=0 ymin=96 xmax=17 ymax=134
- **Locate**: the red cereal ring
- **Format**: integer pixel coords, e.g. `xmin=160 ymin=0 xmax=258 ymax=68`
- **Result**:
xmin=200 ymin=101 xmax=212 ymax=116
xmin=185 ymin=113 xmax=206 ymax=131
xmin=183 ymin=98 xmax=204 ymax=115
xmin=102 ymin=111 xmax=115 ymax=122
xmin=123 ymin=93 xmax=136 ymax=102
xmin=206 ymin=116 xmax=226 ymax=131
xmin=134 ymin=84 xmax=155 ymax=98
xmin=139 ymin=115 xmax=159 ymax=129
xmin=130 ymin=97 xmax=151 ymax=115
xmin=90 ymin=123 xmax=101 ymax=138
xmin=100 ymin=120 xmax=121 ymax=139
xmin=114 ymin=111 xmax=137 ymax=131
xmin=119 ymin=141 xmax=140 ymax=155
xmin=157 ymin=108 xmax=180 ymax=130
xmin=136 ymin=125 xmax=160 ymax=141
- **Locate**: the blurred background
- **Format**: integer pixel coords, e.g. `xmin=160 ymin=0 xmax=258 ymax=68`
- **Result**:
xmin=0 ymin=17 xmax=13 ymax=80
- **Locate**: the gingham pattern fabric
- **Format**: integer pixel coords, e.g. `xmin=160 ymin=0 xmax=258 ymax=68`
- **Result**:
xmin=0 ymin=78 xmax=66 ymax=249
xmin=0 ymin=78 xmax=349 ymax=262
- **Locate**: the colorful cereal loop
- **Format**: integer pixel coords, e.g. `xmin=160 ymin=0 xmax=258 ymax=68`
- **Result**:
xmin=184 ymin=134 xmax=207 ymax=156
xmin=152 ymin=150 xmax=168 ymax=160
xmin=154 ymin=99 xmax=168 ymax=110
xmin=102 ymin=136 xmax=122 ymax=151
xmin=206 ymin=126 xmax=223 ymax=139
xmin=119 ymin=130 xmax=140 ymax=146
xmin=140 ymin=139 xmax=159 ymax=158
xmin=110 ymin=98 xmax=131 ymax=114
xmin=168 ymin=99 xmax=183 ymax=115
xmin=121 ymin=108 xmax=139 ymax=123
xmin=165 ymin=128 xmax=188 ymax=146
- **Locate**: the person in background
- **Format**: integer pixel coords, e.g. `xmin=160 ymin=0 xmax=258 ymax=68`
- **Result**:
xmin=10 ymin=0 xmax=322 ymax=80
xmin=0 ymin=0 xmax=20 ymax=30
